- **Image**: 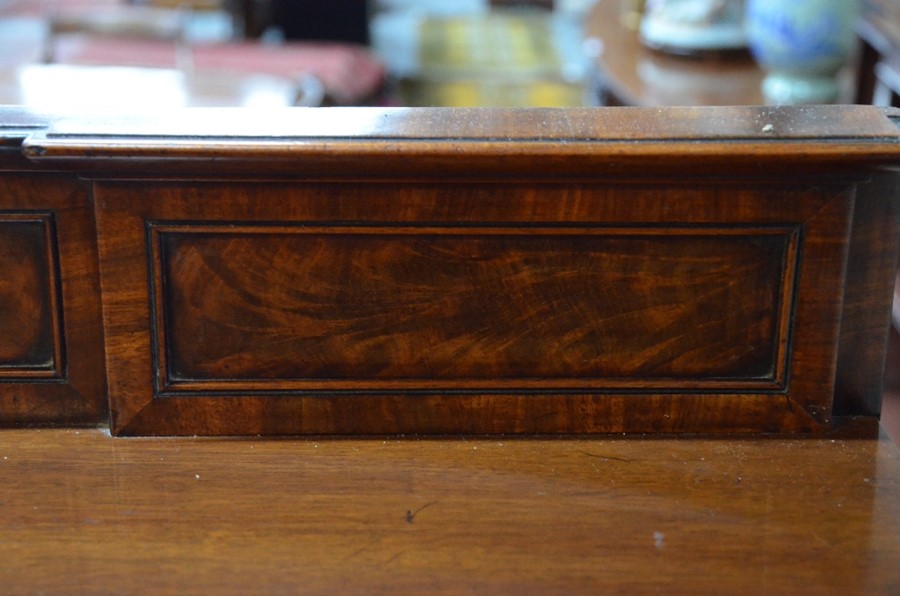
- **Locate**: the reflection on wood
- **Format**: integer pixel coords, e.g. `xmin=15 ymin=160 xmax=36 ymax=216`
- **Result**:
xmin=0 ymin=428 xmax=898 ymax=592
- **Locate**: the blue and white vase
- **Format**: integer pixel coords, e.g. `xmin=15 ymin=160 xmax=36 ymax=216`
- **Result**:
xmin=746 ymin=0 xmax=860 ymax=104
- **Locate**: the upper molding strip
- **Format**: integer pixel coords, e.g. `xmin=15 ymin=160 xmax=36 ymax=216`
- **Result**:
xmin=4 ymin=105 xmax=900 ymax=178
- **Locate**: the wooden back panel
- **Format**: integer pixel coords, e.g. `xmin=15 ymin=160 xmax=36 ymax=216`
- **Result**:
xmin=1 ymin=105 xmax=899 ymax=435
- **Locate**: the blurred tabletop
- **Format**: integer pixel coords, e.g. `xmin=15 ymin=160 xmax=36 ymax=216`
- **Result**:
xmin=583 ymin=0 xmax=766 ymax=107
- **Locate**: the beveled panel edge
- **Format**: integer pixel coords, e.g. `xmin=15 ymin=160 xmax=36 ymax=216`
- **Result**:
xmin=780 ymin=186 xmax=857 ymax=426
xmin=114 ymin=392 xmax=826 ymax=436
xmin=154 ymin=380 xmax=789 ymax=396
xmin=147 ymin=221 xmax=799 ymax=397
xmin=833 ymin=171 xmax=900 ymax=417
xmin=0 ymin=211 xmax=65 ymax=380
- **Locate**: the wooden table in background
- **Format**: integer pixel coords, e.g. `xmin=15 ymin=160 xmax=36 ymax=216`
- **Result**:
xmin=585 ymin=0 xmax=892 ymax=108
xmin=584 ymin=0 xmax=765 ymax=107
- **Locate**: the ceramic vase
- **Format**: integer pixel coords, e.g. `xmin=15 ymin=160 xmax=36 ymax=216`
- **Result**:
xmin=746 ymin=0 xmax=859 ymax=104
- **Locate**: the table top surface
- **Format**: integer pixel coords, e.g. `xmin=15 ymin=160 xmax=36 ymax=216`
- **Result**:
xmin=1 ymin=427 xmax=898 ymax=592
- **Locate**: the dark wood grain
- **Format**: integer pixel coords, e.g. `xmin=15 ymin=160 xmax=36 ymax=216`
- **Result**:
xmin=2 ymin=105 xmax=900 ymax=434
xmin=95 ymin=177 xmax=854 ymax=435
xmin=0 ymin=215 xmax=59 ymax=374
xmin=834 ymin=172 xmax=900 ymax=417
xmin=0 ymin=174 xmax=106 ymax=425
xmin=157 ymin=225 xmax=791 ymax=387
xmin=1 ymin=428 xmax=898 ymax=593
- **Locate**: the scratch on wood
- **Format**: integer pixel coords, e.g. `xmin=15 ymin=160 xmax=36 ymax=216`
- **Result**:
xmin=385 ymin=551 xmax=405 ymax=565
xmin=531 ymin=412 xmax=558 ymax=422
xmin=341 ymin=536 xmax=387 ymax=562
xmin=405 ymin=501 xmax=437 ymax=524
xmin=343 ymin=545 xmax=371 ymax=562
xmin=576 ymin=450 xmax=633 ymax=463
xmin=562 ymin=110 xmax=575 ymax=138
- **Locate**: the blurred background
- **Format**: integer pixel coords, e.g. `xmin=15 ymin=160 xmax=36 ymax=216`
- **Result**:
xmin=0 ymin=0 xmax=897 ymax=109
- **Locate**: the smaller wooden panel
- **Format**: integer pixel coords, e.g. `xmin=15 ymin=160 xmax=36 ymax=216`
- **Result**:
xmin=0 ymin=174 xmax=106 ymax=425
xmin=0 ymin=214 xmax=63 ymax=377
xmin=153 ymin=224 xmax=797 ymax=393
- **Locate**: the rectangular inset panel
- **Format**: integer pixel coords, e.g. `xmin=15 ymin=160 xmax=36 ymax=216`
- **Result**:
xmin=0 ymin=214 xmax=63 ymax=378
xmin=0 ymin=175 xmax=106 ymax=426
xmin=152 ymin=225 xmax=797 ymax=394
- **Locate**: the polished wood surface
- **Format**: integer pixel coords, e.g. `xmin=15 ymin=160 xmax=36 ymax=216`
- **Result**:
xmin=0 ymin=427 xmax=898 ymax=593
xmin=21 ymin=105 xmax=900 ymax=177
xmin=6 ymin=104 xmax=898 ymax=199
xmin=1 ymin=105 xmax=900 ymax=435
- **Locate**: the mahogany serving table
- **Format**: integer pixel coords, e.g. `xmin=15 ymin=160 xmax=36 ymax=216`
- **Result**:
xmin=2 ymin=105 xmax=900 ymax=436
xmin=1 ymin=105 xmax=900 ymax=591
